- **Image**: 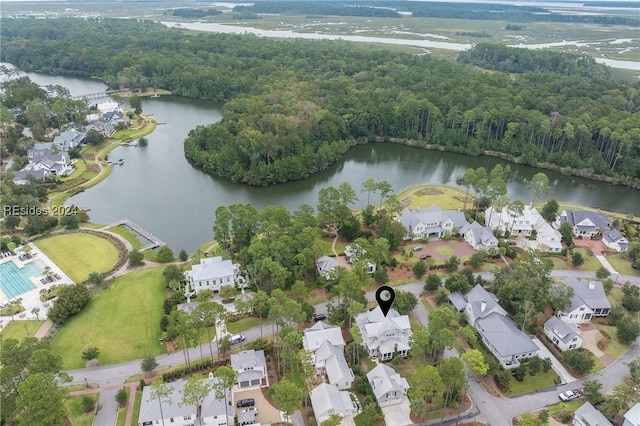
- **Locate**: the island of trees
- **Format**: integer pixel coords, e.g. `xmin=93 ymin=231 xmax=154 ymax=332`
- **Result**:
xmin=1 ymin=18 xmax=639 ymax=187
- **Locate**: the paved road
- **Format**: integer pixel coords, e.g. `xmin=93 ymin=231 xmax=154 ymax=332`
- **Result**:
xmin=65 ymin=270 xmax=640 ymax=425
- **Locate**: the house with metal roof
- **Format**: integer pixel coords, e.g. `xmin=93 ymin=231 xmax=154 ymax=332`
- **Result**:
xmin=138 ymin=378 xmax=234 ymax=426
xmin=314 ymin=340 xmax=354 ymax=390
xmin=316 ymin=256 xmax=340 ymax=280
xmin=623 ymin=402 xmax=640 ymax=426
xmin=355 ymin=307 xmax=412 ymax=361
xmin=573 ymin=401 xmax=612 ymax=426
xmin=396 ymin=206 xmax=468 ymax=240
xmin=185 ymin=256 xmax=239 ymax=294
xmin=310 ymin=383 xmax=358 ymax=426
xmin=303 ymin=321 xmax=345 ymax=353
xmin=366 ymin=364 xmax=410 ymax=407
xmin=230 ymin=349 xmax=268 ymax=390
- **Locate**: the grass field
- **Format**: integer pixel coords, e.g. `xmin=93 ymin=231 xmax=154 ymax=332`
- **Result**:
xmin=596 ymin=324 xmax=629 ymax=359
xmin=396 ymin=185 xmax=469 ymax=211
xmin=572 ymin=247 xmax=601 ymax=271
xmin=36 ymin=233 xmax=119 ymax=283
xmin=65 ymin=394 xmax=97 ymax=426
xmin=0 ymin=320 xmax=44 ymax=340
xmin=607 ymin=254 xmax=640 ymax=277
xmin=226 ymin=316 xmax=264 ymax=335
xmin=109 ymin=226 xmax=145 ymax=250
xmin=506 ymin=370 xmax=559 ymax=397
xmin=52 ymin=268 xmax=165 ymax=369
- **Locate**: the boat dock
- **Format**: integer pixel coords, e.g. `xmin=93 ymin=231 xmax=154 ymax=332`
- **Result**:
xmin=111 ymin=219 xmax=167 ymax=251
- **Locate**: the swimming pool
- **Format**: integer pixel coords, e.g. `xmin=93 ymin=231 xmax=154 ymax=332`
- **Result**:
xmin=0 ymin=260 xmax=43 ymax=299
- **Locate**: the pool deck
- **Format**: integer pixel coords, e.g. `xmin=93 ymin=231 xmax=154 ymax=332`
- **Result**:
xmin=0 ymin=243 xmax=74 ymax=329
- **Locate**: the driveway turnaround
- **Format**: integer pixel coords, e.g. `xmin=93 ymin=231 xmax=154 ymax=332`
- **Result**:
xmin=381 ymin=400 xmax=412 ymax=426
xmin=233 ymin=388 xmax=282 ymax=424
xmin=531 ymin=338 xmax=576 ymax=384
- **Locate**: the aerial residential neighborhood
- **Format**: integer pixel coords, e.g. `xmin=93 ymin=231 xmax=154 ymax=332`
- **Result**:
xmin=1 ymin=33 xmax=639 ymax=426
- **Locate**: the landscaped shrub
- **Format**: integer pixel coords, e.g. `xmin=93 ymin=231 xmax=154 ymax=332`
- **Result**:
xmin=563 ymin=349 xmax=595 ymax=375
xmin=81 ymin=395 xmax=95 ymax=412
xmin=495 ymin=369 xmax=511 ymax=392
xmin=513 ymin=364 xmax=528 ymax=381
xmin=156 ymin=246 xmax=174 ymax=263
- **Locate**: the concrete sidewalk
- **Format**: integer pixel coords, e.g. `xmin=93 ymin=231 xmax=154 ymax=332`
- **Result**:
xmin=532 ymin=338 xmax=577 ymax=384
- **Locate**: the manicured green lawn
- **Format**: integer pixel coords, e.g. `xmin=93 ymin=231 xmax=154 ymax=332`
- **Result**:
xmin=65 ymin=394 xmax=97 ymax=426
xmin=131 ymin=391 xmax=143 ymax=425
xmin=596 ymin=324 xmax=629 ymax=358
xmin=0 ymin=320 xmax=44 ymax=340
xmin=573 ymin=247 xmax=601 ymax=271
xmin=547 ymin=399 xmax=584 ymax=415
xmin=115 ymin=387 xmax=129 ymax=426
xmin=226 ymin=316 xmax=264 ymax=334
xmin=36 ymin=233 xmax=119 ymax=283
xmin=109 ymin=226 xmax=145 ymax=250
xmin=607 ymin=254 xmax=640 ymax=277
xmin=396 ymin=185 xmax=468 ymax=211
xmin=436 ymin=246 xmax=455 ymax=256
xmin=52 ymin=268 xmax=165 ymax=369
xmin=506 ymin=370 xmax=559 ymax=397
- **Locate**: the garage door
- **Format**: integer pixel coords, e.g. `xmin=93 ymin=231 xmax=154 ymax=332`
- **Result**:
xmin=250 ymin=379 xmax=260 ymax=386
xmin=240 ymin=381 xmax=250 ymax=388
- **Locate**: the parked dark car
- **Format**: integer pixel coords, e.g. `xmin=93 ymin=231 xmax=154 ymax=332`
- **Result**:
xmin=313 ymin=313 xmax=327 ymax=322
xmin=420 ymin=253 xmax=432 ymax=259
xmin=236 ymin=398 xmax=255 ymax=408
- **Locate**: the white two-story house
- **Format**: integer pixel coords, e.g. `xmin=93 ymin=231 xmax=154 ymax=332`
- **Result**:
xmin=555 ymin=210 xmax=611 ymax=238
xmin=556 ymin=277 xmax=611 ymax=324
xmin=396 ymin=206 xmax=468 ymax=240
xmin=185 ymin=256 xmax=240 ymax=294
xmin=355 ymin=307 xmax=412 ymax=361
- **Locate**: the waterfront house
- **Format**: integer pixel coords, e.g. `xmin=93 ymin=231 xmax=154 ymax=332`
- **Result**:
xmin=459 ymin=221 xmax=499 ymax=250
xmin=185 ymin=256 xmax=239 ymax=294
xmin=396 ymin=206 xmax=468 ymax=240
xmin=555 ymin=210 xmax=611 ymax=238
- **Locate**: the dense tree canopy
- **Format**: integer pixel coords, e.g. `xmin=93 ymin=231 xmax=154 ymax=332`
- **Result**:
xmin=2 ymin=18 xmax=639 ymax=186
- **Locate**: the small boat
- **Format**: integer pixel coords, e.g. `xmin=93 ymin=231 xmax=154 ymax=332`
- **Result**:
xmin=117 ymin=159 xmax=125 ymax=165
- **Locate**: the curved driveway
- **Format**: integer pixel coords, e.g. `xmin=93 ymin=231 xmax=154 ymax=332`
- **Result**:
xmin=65 ymin=270 xmax=640 ymax=425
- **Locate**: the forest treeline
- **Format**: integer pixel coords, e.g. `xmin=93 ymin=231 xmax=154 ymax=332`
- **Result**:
xmin=457 ymin=43 xmax=611 ymax=79
xmin=234 ymin=1 xmax=638 ymax=26
xmin=362 ymin=1 xmax=639 ymax=26
xmin=1 ymin=18 xmax=639 ymax=186
xmin=163 ymin=8 xmax=222 ymax=18
xmin=233 ymin=2 xmax=401 ymax=17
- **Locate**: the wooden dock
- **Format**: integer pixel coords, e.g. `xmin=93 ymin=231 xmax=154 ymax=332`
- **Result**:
xmin=111 ymin=219 xmax=167 ymax=251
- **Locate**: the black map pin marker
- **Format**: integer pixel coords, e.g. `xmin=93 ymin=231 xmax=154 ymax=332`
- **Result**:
xmin=375 ymin=285 xmax=396 ymax=317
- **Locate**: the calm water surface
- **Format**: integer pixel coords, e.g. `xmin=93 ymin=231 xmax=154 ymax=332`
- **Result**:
xmin=8 ymin=66 xmax=639 ymax=252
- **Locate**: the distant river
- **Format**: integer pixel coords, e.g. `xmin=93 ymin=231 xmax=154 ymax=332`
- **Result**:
xmin=161 ymin=21 xmax=640 ymax=72
xmin=7 ymin=66 xmax=640 ymax=252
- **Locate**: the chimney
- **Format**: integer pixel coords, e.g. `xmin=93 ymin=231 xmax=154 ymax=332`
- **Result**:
xmin=588 ymin=281 xmax=596 ymax=290
xmin=480 ymin=300 xmax=487 ymax=312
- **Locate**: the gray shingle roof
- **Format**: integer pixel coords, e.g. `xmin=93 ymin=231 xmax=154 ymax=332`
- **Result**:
xmin=544 ymin=316 xmax=580 ymax=344
xmin=448 ymin=292 xmax=466 ymax=312
xmin=475 ymin=312 xmax=539 ymax=357
xmin=561 ymin=210 xmax=610 ymax=232
xmin=465 ymin=285 xmax=506 ymax=323
xmin=316 ymin=256 xmax=339 ymax=274
xmin=231 ymin=349 xmax=267 ymax=375
xmin=563 ymin=277 xmax=611 ymax=312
